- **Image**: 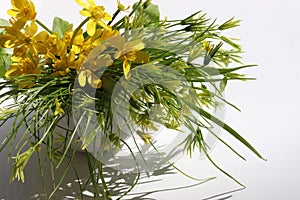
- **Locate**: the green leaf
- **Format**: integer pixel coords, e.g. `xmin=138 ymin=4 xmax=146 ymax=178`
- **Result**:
xmin=0 ymin=49 xmax=11 ymax=78
xmin=218 ymin=17 xmax=241 ymax=30
xmin=0 ymin=18 xmax=10 ymax=33
xmin=144 ymin=4 xmax=160 ymax=23
xmin=181 ymin=97 xmax=265 ymax=160
xmin=0 ymin=62 xmax=6 ymax=78
xmin=131 ymin=2 xmax=160 ymax=27
xmin=220 ymin=36 xmax=241 ymax=51
xmin=52 ymin=17 xmax=71 ymax=37
xmin=202 ymin=64 xmax=257 ymax=76
xmin=220 ymin=77 xmax=227 ymax=93
xmin=198 ymin=107 xmax=265 ymax=160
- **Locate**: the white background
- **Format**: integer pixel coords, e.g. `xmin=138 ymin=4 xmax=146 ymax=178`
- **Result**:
xmin=1 ymin=0 xmax=300 ymax=199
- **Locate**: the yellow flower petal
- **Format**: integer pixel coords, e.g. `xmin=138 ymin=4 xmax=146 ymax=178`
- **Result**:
xmin=4 ymin=40 xmax=16 ymax=48
xmin=136 ymin=130 xmax=152 ymax=145
xmin=132 ymin=51 xmax=150 ymax=64
xmin=74 ymin=33 xmax=84 ymax=44
xmin=13 ymin=18 xmax=27 ymax=30
xmin=26 ymin=21 xmax=38 ymax=36
xmin=87 ymin=20 xmax=96 ymax=36
xmin=107 ymin=35 xmax=126 ymax=51
xmin=125 ymin=40 xmax=145 ymax=52
xmin=11 ymin=0 xmax=28 ymax=9
xmin=101 ymin=29 xmax=120 ymax=41
xmin=7 ymin=9 xmax=18 ymax=17
xmin=71 ymin=45 xmax=81 ymax=54
xmin=5 ymin=68 xmax=17 ymax=77
xmin=35 ymin=31 xmax=48 ymax=40
xmin=87 ymin=0 xmax=96 ymax=6
xmin=78 ymin=71 xmax=87 ymax=87
xmin=96 ymin=20 xmax=112 ymax=31
xmin=86 ymin=44 xmax=106 ymax=60
xmin=55 ymin=98 xmax=64 ymax=116
xmin=123 ymin=60 xmax=131 ymax=79
xmin=89 ymin=54 xmax=113 ymax=71
xmin=79 ymin=10 xmax=91 ymax=17
xmin=75 ymin=0 xmax=88 ymax=8
xmin=102 ymin=13 xmax=112 ymax=21
xmin=88 ymin=73 xmax=102 ymax=88
xmin=29 ymin=1 xmax=36 ymax=14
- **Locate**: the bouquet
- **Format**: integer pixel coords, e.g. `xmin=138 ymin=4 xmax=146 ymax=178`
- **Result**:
xmin=0 ymin=0 xmax=264 ymax=199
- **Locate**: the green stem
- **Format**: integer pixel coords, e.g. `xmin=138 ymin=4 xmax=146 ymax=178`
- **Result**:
xmin=36 ymin=19 xmax=53 ymax=34
xmin=112 ymin=0 xmax=142 ymax=29
xmin=108 ymin=9 xmax=120 ymax=26
xmin=98 ymin=162 xmax=112 ymax=199
xmin=69 ymin=17 xmax=90 ymax=48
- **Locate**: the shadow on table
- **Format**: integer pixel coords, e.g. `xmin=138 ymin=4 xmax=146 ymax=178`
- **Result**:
xmin=0 ymin=120 xmax=242 ymax=200
xmin=28 ymin=151 xmax=244 ymax=200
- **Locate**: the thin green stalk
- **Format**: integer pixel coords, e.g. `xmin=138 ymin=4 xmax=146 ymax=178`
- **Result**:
xmin=98 ymin=161 xmax=112 ymax=199
xmin=85 ymin=150 xmax=101 ymax=199
xmin=203 ymin=144 xmax=245 ymax=188
xmin=36 ymin=19 xmax=53 ymax=34
xmin=36 ymin=150 xmax=46 ymax=197
xmin=72 ymin=164 xmax=84 ymax=200
xmin=48 ymin=147 xmax=78 ymax=199
xmin=56 ymin=112 xmax=85 ymax=168
xmin=112 ymin=0 xmax=142 ymax=29
xmin=150 ymin=141 xmax=216 ymax=182
xmin=108 ymin=10 xmax=121 ymax=26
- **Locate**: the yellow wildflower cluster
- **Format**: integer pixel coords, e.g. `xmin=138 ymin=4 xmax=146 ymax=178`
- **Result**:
xmin=0 ymin=0 xmax=150 ymax=88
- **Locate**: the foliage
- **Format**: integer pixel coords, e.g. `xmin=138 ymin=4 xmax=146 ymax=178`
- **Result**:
xmin=0 ymin=0 xmax=264 ymax=199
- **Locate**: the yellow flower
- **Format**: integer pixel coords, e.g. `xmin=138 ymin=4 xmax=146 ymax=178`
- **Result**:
xmin=202 ymin=41 xmax=213 ymax=52
xmin=117 ymin=0 xmax=130 ymax=11
xmin=75 ymin=0 xmax=112 ymax=36
xmin=73 ymin=29 xmax=120 ymax=57
xmin=78 ymin=69 xmax=102 ymax=89
xmin=77 ymin=47 xmax=113 ymax=88
xmin=47 ymin=39 xmax=74 ymax=76
xmin=69 ymin=30 xmax=85 ymax=54
xmin=11 ymin=147 xmax=35 ymax=183
xmin=136 ymin=130 xmax=152 ymax=145
xmin=5 ymin=56 xmax=40 ymax=77
xmin=7 ymin=0 xmax=37 ymax=21
xmin=106 ymin=35 xmax=150 ymax=79
xmin=5 ymin=55 xmax=40 ymax=88
xmin=54 ymin=98 xmax=64 ymax=116
xmin=43 ymin=29 xmax=87 ymax=76
xmin=0 ymin=19 xmax=48 ymax=57
xmin=92 ymin=29 xmax=120 ymax=46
